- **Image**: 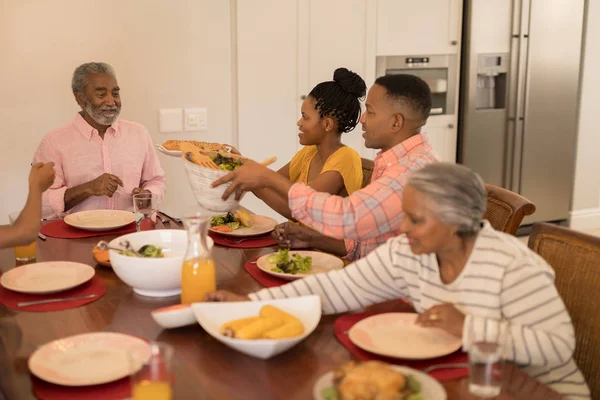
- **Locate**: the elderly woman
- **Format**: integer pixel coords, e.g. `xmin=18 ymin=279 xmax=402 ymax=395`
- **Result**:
xmin=206 ymin=163 xmax=590 ymax=398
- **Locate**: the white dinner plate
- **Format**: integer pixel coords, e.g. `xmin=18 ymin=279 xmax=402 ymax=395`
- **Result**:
xmin=0 ymin=261 xmax=95 ymax=294
xmin=155 ymin=144 xmax=182 ymax=157
xmin=64 ymin=210 xmax=136 ymax=231
xmin=209 ymin=215 xmax=278 ymax=237
xmin=29 ymin=332 xmax=150 ymax=386
xmin=348 ymin=313 xmax=462 ymax=360
xmin=256 ymin=250 xmax=344 ymax=281
xmin=312 ymin=364 xmax=447 ymax=400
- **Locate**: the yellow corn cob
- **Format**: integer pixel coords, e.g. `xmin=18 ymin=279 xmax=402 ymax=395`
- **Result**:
xmin=259 ymin=305 xmax=301 ymax=325
xmin=219 ymin=316 xmax=261 ymax=337
xmin=263 ymin=321 xmax=304 ymax=339
xmin=235 ymin=316 xmax=285 ymax=339
xmin=235 ymin=209 xmax=254 ymax=227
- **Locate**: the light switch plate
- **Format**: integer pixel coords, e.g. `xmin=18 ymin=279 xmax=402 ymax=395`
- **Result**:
xmin=159 ymin=109 xmax=183 ymax=133
xmin=184 ymin=107 xmax=207 ymax=132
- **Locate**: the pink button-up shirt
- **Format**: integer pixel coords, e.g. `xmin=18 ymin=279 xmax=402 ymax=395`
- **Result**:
xmin=34 ymin=114 xmax=166 ymax=219
xmin=288 ymin=133 xmax=439 ymax=260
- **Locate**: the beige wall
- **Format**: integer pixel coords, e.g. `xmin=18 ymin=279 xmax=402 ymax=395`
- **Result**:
xmin=0 ymin=0 xmax=234 ymax=223
xmin=571 ymin=0 xmax=600 ymax=229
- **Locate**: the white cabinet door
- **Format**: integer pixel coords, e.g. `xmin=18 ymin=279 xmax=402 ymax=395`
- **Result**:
xmin=236 ymin=0 xmax=299 ymax=221
xmin=376 ymin=0 xmax=462 ymax=56
xmin=423 ymin=116 xmax=457 ymax=162
xmin=306 ymin=0 xmax=370 ymax=156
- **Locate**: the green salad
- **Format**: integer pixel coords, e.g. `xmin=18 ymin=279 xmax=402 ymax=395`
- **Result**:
xmin=119 ymin=244 xmax=164 ymax=258
xmin=211 ymin=212 xmax=240 ymax=230
xmin=322 ymin=374 xmax=424 ymax=400
xmin=268 ymin=249 xmax=312 ymax=274
xmin=211 ymin=153 xmax=243 ymax=171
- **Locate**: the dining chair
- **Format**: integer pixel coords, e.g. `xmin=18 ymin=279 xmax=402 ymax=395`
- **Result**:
xmin=360 ymin=158 xmax=374 ymax=188
xmin=483 ymin=184 xmax=536 ymax=235
xmin=528 ymin=223 xmax=600 ymax=399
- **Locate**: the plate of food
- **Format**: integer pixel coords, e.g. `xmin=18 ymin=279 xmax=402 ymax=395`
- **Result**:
xmin=256 ymin=249 xmax=343 ymax=281
xmin=210 ymin=210 xmax=278 ymax=237
xmin=348 ymin=313 xmax=462 ymax=360
xmin=314 ymin=361 xmax=446 ymax=400
xmin=156 ymin=140 xmax=234 ymax=157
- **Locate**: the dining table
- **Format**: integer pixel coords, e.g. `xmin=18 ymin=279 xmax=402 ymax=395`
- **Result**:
xmin=0 ymin=218 xmax=565 ymax=400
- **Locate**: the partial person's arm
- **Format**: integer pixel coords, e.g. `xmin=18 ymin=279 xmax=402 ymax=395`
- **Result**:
xmin=0 ymin=163 xmax=55 ymax=248
xmin=254 ymin=163 xmax=345 ymax=220
xmin=464 ymin=261 xmax=575 ymax=368
xmin=138 ymin=131 xmax=166 ymax=202
xmin=248 ymin=238 xmax=410 ymax=314
xmin=272 ymin=222 xmax=348 ymax=257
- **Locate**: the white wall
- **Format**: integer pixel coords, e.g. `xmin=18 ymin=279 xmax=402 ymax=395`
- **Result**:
xmin=0 ymin=0 xmax=234 ymax=223
xmin=570 ymin=0 xmax=600 ymax=230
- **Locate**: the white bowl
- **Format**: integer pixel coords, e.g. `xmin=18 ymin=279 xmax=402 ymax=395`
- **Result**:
xmin=151 ymin=304 xmax=197 ymax=329
xmin=109 ymin=230 xmax=214 ymax=297
xmin=183 ymin=158 xmax=240 ymax=213
xmin=191 ymin=295 xmax=321 ymax=359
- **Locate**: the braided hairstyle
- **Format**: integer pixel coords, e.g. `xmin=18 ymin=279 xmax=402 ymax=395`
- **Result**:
xmin=308 ymin=67 xmax=367 ymax=133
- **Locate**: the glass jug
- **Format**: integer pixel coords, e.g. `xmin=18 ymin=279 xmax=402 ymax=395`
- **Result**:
xmin=181 ymin=213 xmax=216 ymax=304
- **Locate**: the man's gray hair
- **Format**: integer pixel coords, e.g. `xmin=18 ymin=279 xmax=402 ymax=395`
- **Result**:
xmin=71 ymin=62 xmax=116 ymax=94
xmin=407 ymin=162 xmax=487 ymax=236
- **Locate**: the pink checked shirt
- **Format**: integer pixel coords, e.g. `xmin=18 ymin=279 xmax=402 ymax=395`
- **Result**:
xmin=288 ymin=133 xmax=439 ymax=260
xmin=34 ymin=113 xmax=166 ymax=219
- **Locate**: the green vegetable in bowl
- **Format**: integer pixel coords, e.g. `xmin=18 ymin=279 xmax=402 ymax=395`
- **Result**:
xmin=119 ymin=244 xmax=164 ymax=258
xmin=211 ymin=153 xmax=243 ymax=171
xmin=268 ymin=249 xmax=312 ymax=274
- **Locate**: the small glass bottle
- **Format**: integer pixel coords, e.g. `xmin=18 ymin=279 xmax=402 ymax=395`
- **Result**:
xmin=181 ymin=213 xmax=216 ymax=304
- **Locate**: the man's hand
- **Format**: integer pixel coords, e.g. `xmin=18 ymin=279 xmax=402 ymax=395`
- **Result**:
xmin=90 ymin=173 xmax=123 ymax=197
xmin=132 ymin=187 xmax=151 ymax=196
xmin=212 ymin=161 xmax=275 ymax=201
xmin=29 ymin=162 xmax=55 ymax=192
xmin=272 ymin=223 xmax=314 ymax=249
xmin=416 ymin=303 xmax=466 ymax=339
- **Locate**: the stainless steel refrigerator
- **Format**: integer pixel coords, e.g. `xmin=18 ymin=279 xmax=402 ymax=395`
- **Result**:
xmin=459 ymin=0 xmax=585 ymax=224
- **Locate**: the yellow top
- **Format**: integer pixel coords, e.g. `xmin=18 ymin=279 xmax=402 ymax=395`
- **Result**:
xmin=288 ymin=145 xmax=363 ymax=195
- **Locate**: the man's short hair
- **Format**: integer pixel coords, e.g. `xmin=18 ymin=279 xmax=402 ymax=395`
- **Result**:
xmin=374 ymin=74 xmax=432 ymax=122
xmin=72 ymin=62 xmax=116 ymax=94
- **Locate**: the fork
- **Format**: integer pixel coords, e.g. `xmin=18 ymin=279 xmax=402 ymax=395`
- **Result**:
xmin=17 ymin=294 xmax=98 ymax=307
xmin=225 ymin=237 xmax=257 ymax=244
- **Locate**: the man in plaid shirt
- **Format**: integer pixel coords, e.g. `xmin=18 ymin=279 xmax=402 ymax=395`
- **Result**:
xmin=213 ymin=74 xmax=440 ymax=260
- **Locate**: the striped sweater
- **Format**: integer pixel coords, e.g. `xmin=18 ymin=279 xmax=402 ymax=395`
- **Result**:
xmin=249 ymin=221 xmax=591 ymax=399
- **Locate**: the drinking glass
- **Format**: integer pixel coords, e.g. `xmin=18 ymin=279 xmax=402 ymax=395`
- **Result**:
xmin=133 ymin=193 xmax=158 ymax=231
xmin=130 ymin=341 xmax=174 ymax=400
xmin=8 ymin=211 xmax=36 ymax=262
xmin=468 ymin=322 xmax=506 ymax=398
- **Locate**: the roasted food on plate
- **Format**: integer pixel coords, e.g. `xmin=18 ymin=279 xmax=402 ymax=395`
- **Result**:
xmin=162 ymin=140 xmax=232 ymax=153
xmin=210 ymin=210 xmax=254 ymax=232
xmin=323 ymin=361 xmax=424 ymax=400
xmin=219 ymin=305 xmax=304 ymax=340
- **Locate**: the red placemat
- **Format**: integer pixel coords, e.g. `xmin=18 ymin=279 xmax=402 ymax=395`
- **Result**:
xmin=244 ymin=257 xmax=288 ymax=288
xmin=32 ymin=376 xmax=130 ymax=400
xmin=40 ymin=220 xmax=136 ymax=239
xmin=209 ymin=231 xmax=276 ymax=248
xmin=334 ymin=312 xmax=469 ymax=382
xmin=0 ymin=274 xmax=105 ymax=312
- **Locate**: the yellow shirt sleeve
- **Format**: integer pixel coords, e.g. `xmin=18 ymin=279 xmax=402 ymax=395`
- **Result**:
xmin=321 ymin=146 xmax=363 ymax=195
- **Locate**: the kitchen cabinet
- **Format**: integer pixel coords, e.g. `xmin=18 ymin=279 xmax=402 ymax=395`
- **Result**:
xmin=376 ymin=0 xmax=462 ymax=56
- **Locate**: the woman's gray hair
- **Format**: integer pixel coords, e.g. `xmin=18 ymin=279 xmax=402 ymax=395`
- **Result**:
xmin=407 ymin=162 xmax=487 ymax=236
xmin=71 ymin=62 xmax=116 ymax=94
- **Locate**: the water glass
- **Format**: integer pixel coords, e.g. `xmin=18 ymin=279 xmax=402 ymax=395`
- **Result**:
xmin=8 ymin=211 xmax=36 ymax=262
xmin=468 ymin=321 xmax=506 ymax=398
xmin=133 ymin=193 xmax=158 ymax=231
xmin=130 ymin=341 xmax=174 ymax=400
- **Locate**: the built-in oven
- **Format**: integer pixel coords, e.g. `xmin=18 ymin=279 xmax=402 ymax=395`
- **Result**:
xmin=375 ymin=55 xmax=458 ymax=116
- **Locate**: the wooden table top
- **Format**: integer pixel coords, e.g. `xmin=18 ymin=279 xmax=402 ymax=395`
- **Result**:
xmin=0 ymin=219 xmax=563 ymax=400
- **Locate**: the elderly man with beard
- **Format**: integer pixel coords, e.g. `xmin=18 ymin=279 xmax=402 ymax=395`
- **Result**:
xmin=33 ymin=62 xmax=166 ymax=218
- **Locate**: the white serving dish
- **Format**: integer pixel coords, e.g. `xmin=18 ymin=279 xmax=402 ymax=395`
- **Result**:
xmin=109 ymin=229 xmax=213 ymax=298
xmin=191 ymin=295 xmax=321 ymax=359
xmin=151 ymin=304 xmax=197 ymax=329
xmin=182 ymin=158 xmax=240 ymax=213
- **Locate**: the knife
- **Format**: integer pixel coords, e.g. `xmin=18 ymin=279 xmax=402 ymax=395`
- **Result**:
xmin=17 ymin=294 xmax=98 ymax=307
